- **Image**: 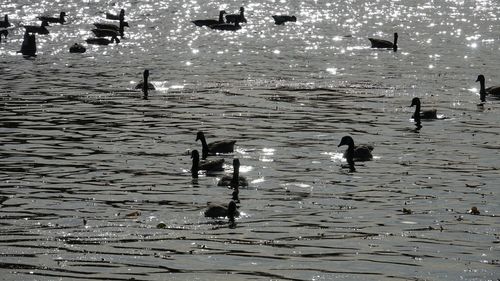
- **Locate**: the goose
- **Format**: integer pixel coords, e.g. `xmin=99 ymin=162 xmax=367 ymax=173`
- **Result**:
xmin=192 ymin=10 xmax=226 ymax=27
xmin=410 ymin=97 xmax=437 ymax=123
xmin=91 ymin=28 xmax=119 ymax=38
xmin=38 ymin=12 xmax=66 ymax=24
xmin=337 ymin=136 xmax=371 ymax=172
xmin=0 ymin=15 xmax=11 ymax=28
xmin=69 ymin=43 xmax=86 ymax=53
xmin=368 ymin=32 xmax=398 ymax=52
xmin=204 ymin=200 xmax=239 ymax=219
xmin=18 ymin=32 xmax=36 ymax=57
xmin=191 ymin=150 xmax=225 ymax=178
xmin=106 ymin=9 xmax=125 ymax=21
xmin=476 ymin=74 xmax=500 ymax=102
xmin=135 ymin=69 xmax=155 ymax=99
xmin=209 ymin=20 xmax=241 ymax=31
xmin=85 ymin=36 xmax=120 ymax=45
xmin=217 ymin=159 xmax=248 ymax=188
xmin=23 ymin=21 xmax=49 ymax=35
xmin=94 ymin=20 xmax=128 ymax=38
xmin=226 ymin=7 xmax=246 ymax=23
xmin=272 ymin=15 xmax=296 ymax=25
xmin=196 ymin=131 xmax=236 ymax=160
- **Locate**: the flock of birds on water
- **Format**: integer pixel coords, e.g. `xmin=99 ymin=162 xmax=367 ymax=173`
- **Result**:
xmin=1 ymin=7 xmax=499 ymax=225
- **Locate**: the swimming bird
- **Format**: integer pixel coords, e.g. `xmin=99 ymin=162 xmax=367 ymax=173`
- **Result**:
xmin=217 ymin=159 xmax=248 ymax=188
xmin=410 ymin=97 xmax=437 ymax=121
xmin=94 ymin=20 xmax=128 ymax=38
xmin=18 ymin=31 xmax=36 ymax=57
xmin=85 ymin=36 xmax=120 ymax=45
xmin=209 ymin=20 xmax=241 ymax=31
xmin=225 ymin=7 xmax=246 ymax=23
xmin=196 ymin=131 xmax=236 ymax=160
xmin=135 ymin=69 xmax=155 ymax=99
xmin=368 ymin=32 xmax=398 ymax=52
xmin=204 ymin=200 xmax=239 ymax=219
xmin=337 ymin=136 xmax=371 ymax=172
xmin=69 ymin=43 xmax=86 ymax=53
xmin=476 ymin=74 xmax=500 ymax=102
xmin=191 ymin=150 xmax=225 ymax=178
xmin=38 ymin=12 xmax=66 ymax=24
xmin=23 ymin=21 xmax=49 ymax=35
xmin=106 ymin=9 xmax=125 ymax=21
xmin=272 ymin=15 xmax=296 ymax=25
xmin=0 ymin=15 xmax=11 ymax=28
xmin=192 ymin=10 xmax=226 ymax=27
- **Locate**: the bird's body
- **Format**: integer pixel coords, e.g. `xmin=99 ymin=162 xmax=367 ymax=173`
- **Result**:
xmin=346 ymin=144 xmax=374 ymax=162
xmin=217 ymin=159 xmax=248 ymax=188
xmin=23 ymin=21 xmax=49 ymax=35
xmin=69 ymin=43 xmax=86 ymax=53
xmin=476 ymin=74 xmax=500 ymax=102
xmin=85 ymin=36 xmax=120 ymax=45
xmin=226 ymin=7 xmax=246 ymax=23
xmin=209 ymin=21 xmax=241 ymax=31
xmin=38 ymin=12 xmax=66 ymax=24
xmin=196 ymin=131 xmax=236 ymax=160
xmin=368 ymin=32 xmax=398 ymax=51
xmin=204 ymin=201 xmax=239 ymax=219
xmin=272 ymin=15 xmax=296 ymax=25
xmin=92 ymin=28 xmax=119 ymax=38
xmin=191 ymin=150 xmax=224 ymax=178
xmin=0 ymin=15 xmax=11 ymax=28
xmin=192 ymin=10 xmax=226 ymax=27
xmin=93 ymin=20 xmax=128 ymax=37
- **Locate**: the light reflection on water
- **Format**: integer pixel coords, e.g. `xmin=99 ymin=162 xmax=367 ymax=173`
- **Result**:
xmin=1 ymin=0 xmax=499 ymax=280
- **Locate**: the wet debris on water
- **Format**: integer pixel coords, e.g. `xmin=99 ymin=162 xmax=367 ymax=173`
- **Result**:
xmin=125 ymin=211 xmax=141 ymax=218
xmin=402 ymin=208 xmax=413 ymax=215
xmin=156 ymin=222 xmax=167 ymax=229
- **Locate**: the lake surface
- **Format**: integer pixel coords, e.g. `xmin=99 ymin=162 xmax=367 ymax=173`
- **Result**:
xmin=0 ymin=0 xmax=499 ymax=280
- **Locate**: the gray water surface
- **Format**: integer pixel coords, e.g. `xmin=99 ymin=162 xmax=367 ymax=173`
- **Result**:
xmin=1 ymin=0 xmax=499 ymax=280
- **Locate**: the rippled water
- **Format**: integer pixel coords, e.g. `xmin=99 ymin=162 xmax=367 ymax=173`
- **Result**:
xmin=1 ymin=0 xmax=499 ymax=280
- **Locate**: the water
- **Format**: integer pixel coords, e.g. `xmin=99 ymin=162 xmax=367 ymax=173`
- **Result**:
xmin=1 ymin=0 xmax=499 ymax=280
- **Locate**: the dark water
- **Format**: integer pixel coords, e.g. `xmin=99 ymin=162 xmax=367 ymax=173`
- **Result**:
xmin=1 ymin=0 xmax=499 ymax=280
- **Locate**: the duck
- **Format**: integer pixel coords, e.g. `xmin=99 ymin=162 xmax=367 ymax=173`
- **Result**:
xmin=217 ymin=158 xmax=248 ymax=188
xmin=192 ymin=10 xmax=226 ymax=27
xmin=91 ymin=28 xmax=119 ymax=38
xmin=0 ymin=15 xmax=11 ymax=28
xmin=69 ymin=43 xmax=86 ymax=53
xmin=85 ymin=36 xmax=120 ymax=45
xmin=18 ymin=31 xmax=36 ymax=57
xmin=191 ymin=150 xmax=225 ymax=178
xmin=23 ymin=21 xmax=49 ymax=35
xmin=410 ymin=97 xmax=437 ymax=122
xmin=38 ymin=12 xmax=66 ymax=24
xmin=135 ymin=69 xmax=155 ymax=99
xmin=94 ymin=20 xmax=128 ymax=38
xmin=196 ymin=131 xmax=236 ymax=160
xmin=106 ymin=9 xmax=125 ymax=21
xmin=368 ymin=32 xmax=398 ymax=52
xmin=204 ymin=200 xmax=239 ymax=220
xmin=338 ymin=136 xmax=362 ymax=172
xmin=476 ymin=74 xmax=500 ymax=102
xmin=272 ymin=15 xmax=297 ymax=25
xmin=209 ymin=20 xmax=241 ymax=31
xmin=226 ymin=7 xmax=246 ymax=23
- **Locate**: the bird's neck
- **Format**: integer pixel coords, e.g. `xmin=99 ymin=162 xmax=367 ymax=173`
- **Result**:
xmin=231 ymin=167 xmax=239 ymax=188
xmin=479 ymin=80 xmax=486 ymax=102
xmin=191 ymin=159 xmax=199 ymax=178
xmin=199 ymin=137 xmax=209 ymax=159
